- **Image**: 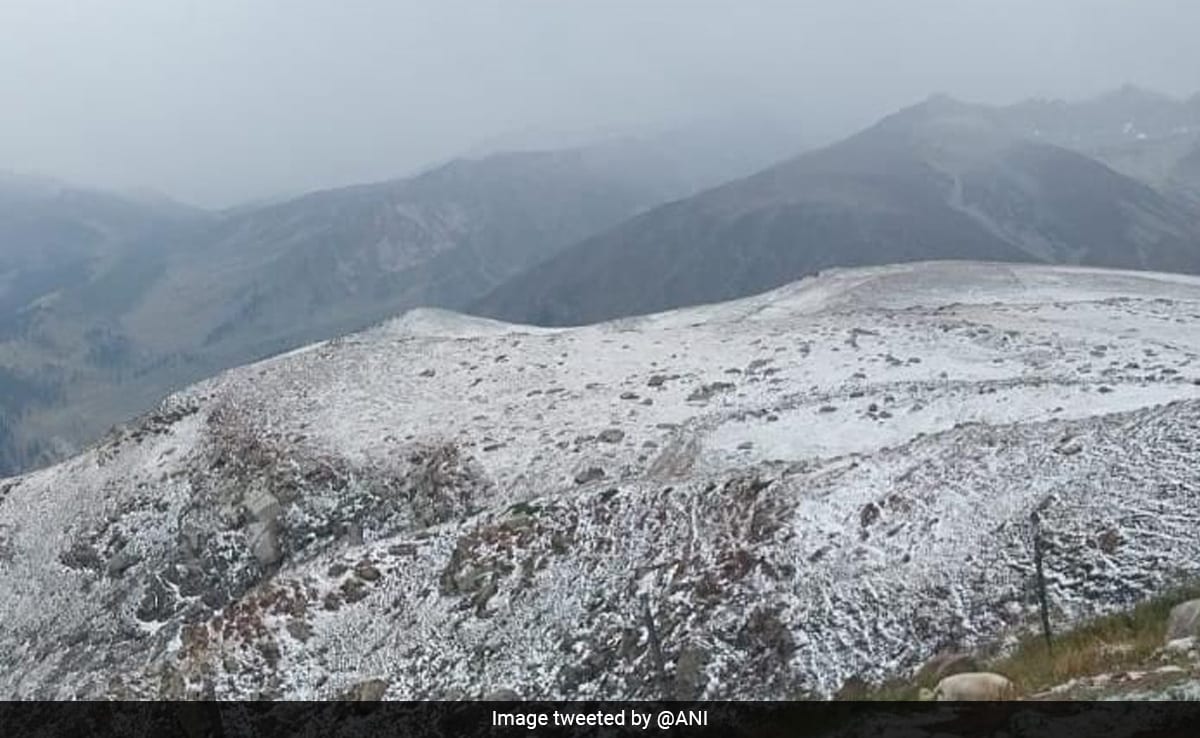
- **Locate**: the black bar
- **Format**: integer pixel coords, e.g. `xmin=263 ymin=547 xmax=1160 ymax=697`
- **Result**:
xmin=2 ymin=701 xmax=1200 ymax=738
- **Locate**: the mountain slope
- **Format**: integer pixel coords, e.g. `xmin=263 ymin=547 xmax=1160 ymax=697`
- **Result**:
xmin=0 ymin=173 xmax=211 ymax=472
xmin=473 ymin=96 xmax=1200 ymax=326
xmin=996 ymin=85 xmax=1200 ymax=204
xmin=2 ymin=261 xmax=1198 ymax=699
xmin=0 ymin=147 xmax=703 ymax=476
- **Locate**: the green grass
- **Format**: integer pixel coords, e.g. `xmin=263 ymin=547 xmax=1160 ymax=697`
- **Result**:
xmin=846 ymin=583 xmax=1200 ymax=700
xmin=987 ymin=583 xmax=1200 ymax=694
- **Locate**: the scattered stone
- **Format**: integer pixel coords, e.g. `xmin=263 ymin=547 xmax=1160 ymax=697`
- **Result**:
xmin=105 ymin=549 xmax=141 ymax=579
xmin=354 ymin=560 xmax=382 ymax=582
xmin=574 ymin=467 xmax=605 ymax=485
xmin=687 ymin=382 xmax=735 ymax=402
xmin=597 ymin=428 xmax=625 ymax=444
xmin=1056 ymin=439 xmax=1084 ymax=456
xmin=340 ymin=578 xmax=369 ymax=603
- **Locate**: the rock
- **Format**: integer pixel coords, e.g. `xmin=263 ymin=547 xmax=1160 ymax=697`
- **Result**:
xmin=1163 ymin=636 xmax=1196 ymax=655
xmin=1056 ymin=439 xmax=1084 ymax=456
xmin=484 ymin=688 xmax=521 ymax=701
xmin=597 ymin=428 xmax=625 ymax=444
xmin=354 ymin=560 xmax=382 ymax=582
xmin=340 ymin=678 xmax=389 ymax=701
xmin=1165 ymin=599 xmax=1200 ymax=642
xmin=248 ymin=520 xmax=283 ymax=568
xmin=105 ymin=549 xmax=141 ymax=578
xmin=574 ymin=467 xmax=605 ymax=485
xmin=341 ymin=578 xmax=369 ymax=603
xmin=686 ymin=382 xmax=735 ymax=402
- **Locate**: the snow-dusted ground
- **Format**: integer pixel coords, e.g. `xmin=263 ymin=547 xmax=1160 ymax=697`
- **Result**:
xmin=1 ymin=261 xmax=1199 ymax=699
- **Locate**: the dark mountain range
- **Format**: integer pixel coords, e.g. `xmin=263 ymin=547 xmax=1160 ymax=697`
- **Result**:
xmin=0 ymin=143 xmax=741 ymax=475
xmin=473 ymin=95 xmax=1200 ymax=326
xmin=994 ymin=85 xmax=1200 ymax=204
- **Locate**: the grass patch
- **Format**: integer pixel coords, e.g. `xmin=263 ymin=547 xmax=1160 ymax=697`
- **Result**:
xmin=846 ymin=582 xmax=1200 ymax=700
xmin=986 ymin=583 xmax=1200 ymax=694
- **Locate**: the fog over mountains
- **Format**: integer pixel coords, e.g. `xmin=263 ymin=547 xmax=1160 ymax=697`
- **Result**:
xmin=475 ymin=91 xmax=1200 ymax=326
xmin=0 ymin=127 xmax=801 ymax=476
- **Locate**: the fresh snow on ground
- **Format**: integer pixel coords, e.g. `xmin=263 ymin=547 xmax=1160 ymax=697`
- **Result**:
xmin=1 ymin=261 xmax=1198 ymax=699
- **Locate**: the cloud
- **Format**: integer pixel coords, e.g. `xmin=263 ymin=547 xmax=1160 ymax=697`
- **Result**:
xmin=1 ymin=0 xmax=1196 ymax=206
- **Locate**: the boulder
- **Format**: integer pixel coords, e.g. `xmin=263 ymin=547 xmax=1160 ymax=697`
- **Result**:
xmin=597 ymin=428 xmax=625 ymax=444
xmin=1163 ymin=637 xmax=1196 ymax=656
xmin=248 ymin=520 xmax=282 ymax=568
xmin=1165 ymin=599 xmax=1200 ymax=643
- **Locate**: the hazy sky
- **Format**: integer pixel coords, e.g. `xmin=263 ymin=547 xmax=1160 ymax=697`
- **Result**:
xmin=2 ymin=0 xmax=1197 ymax=207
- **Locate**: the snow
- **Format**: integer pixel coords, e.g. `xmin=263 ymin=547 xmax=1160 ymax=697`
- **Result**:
xmin=1 ymin=261 xmax=1199 ymax=699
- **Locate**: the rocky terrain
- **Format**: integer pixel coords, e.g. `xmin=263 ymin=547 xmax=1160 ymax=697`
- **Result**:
xmin=1 ymin=261 xmax=1199 ymax=699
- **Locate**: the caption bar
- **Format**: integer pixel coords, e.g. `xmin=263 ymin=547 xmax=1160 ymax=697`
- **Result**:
xmin=493 ymin=708 xmax=707 ymax=730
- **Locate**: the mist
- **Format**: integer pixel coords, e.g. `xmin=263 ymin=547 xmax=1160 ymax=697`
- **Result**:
xmin=2 ymin=0 xmax=1197 ymax=207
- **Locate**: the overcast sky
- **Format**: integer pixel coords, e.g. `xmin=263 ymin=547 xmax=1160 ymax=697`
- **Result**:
xmin=2 ymin=0 xmax=1197 ymax=207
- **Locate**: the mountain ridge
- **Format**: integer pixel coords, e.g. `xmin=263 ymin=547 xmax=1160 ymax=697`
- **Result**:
xmin=473 ymin=95 xmax=1200 ymax=326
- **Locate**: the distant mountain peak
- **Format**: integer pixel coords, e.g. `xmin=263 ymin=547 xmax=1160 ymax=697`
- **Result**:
xmin=1099 ymin=83 xmax=1176 ymax=105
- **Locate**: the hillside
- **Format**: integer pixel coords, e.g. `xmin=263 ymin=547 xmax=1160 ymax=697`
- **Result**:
xmin=0 ymin=173 xmax=211 ymax=471
xmin=996 ymin=85 xmax=1200 ymax=204
xmin=0 ymin=146 xmax=707 ymax=476
xmin=1 ymin=262 xmax=1198 ymax=699
xmin=473 ymin=95 xmax=1200 ymax=327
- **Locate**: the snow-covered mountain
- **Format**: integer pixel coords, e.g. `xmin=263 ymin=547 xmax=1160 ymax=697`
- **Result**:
xmin=1 ymin=261 xmax=1198 ymax=699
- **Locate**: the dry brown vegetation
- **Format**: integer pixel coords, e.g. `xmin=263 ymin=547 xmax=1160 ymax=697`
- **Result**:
xmin=842 ymin=582 xmax=1200 ymax=700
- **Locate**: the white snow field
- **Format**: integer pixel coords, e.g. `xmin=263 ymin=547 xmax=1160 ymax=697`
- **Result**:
xmin=1 ymin=261 xmax=1199 ymax=699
